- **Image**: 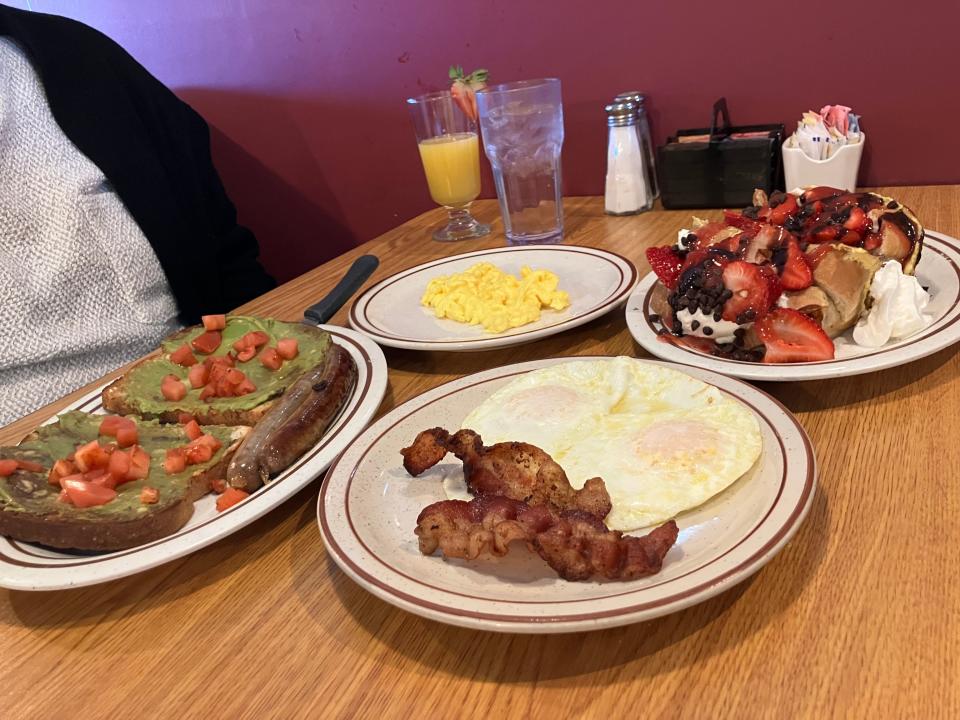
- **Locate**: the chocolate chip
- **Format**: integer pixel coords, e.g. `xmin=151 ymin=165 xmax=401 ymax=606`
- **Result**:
xmin=690 ymin=320 xmax=700 ymax=331
xmin=702 ymin=326 xmax=713 ymax=336
xmin=648 ymin=314 xmax=661 ymax=324
xmin=713 ymin=311 xmax=722 ymax=322
xmin=887 ymin=200 xmax=898 ymax=209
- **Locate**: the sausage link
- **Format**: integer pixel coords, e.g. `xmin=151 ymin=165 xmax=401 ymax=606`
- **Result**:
xmin=225 ymin=345 xmax=357 ymax=491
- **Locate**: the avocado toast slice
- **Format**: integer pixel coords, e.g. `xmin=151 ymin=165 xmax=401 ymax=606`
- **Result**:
xmin=102 ymin=317 xmax=335 ymax=426
xmin=0 ymin=412 xmax=248 ymax=551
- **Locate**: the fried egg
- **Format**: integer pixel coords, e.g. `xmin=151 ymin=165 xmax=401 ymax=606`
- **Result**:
xmin=461 ymin=357 xmax=762 ymax=531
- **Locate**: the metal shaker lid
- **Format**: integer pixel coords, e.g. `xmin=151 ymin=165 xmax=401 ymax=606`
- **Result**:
xmin=614 ymin=91 xmax=648 ymax=107
xmin=605 ymin=101 xmax=637 ymax=127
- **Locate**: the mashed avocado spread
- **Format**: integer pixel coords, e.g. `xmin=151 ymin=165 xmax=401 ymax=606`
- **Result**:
xmin=0 ymin=412 xmax=238 ymax=518
xmin=124 ymin=317 xmax=331 ymax=415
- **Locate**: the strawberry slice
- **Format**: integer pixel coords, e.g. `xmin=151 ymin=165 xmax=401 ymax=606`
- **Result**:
xmin=760 ymin=193 xmax=799 ymax=226
xmin=743 ymin=224 xmax=784 ymax=264
xmin=449 ymin=66 xmax=489 ymax=122
xmin=755 ymin=308 xmax=835 ymax=363
xmin=757 ymin=264 xmax=782 ymax=306
xmin=780 ymin=237 xmax=813 ymax=290
xmin=722 ymin=210 xmax=761 ymax=234
xmin=645 ymin=245 xmax=684 ymax=290
xmin=721 ymin=261 xmax=771 ymax=323
xmin=799 ymin=186 xmax=844 ymax=204
xmin=843 ymin=206 xmax=871 ymax=236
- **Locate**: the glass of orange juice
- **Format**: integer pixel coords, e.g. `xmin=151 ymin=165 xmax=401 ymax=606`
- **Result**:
xmin=407 ymin=91 xmax=490 ymax=242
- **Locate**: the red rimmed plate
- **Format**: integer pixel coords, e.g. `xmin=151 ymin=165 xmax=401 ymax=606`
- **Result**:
xmin=626 ymin=231 xmax=960 ymax=381
xmin=318 ymin=356 xmax=815 ymax=633
xmin=348 ymin=245 xmax=638 ymax=351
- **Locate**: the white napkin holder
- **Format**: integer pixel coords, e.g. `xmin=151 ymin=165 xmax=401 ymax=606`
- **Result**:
xmin=782 ymin=132 xmax=865 ymax=192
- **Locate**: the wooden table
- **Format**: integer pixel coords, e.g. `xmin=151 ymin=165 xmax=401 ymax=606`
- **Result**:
xmin=2 ymin=188 xmax=959 ymax=719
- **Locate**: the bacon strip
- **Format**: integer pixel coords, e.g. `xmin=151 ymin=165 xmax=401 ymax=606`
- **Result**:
xmin=402 ymin=428 xmax=613 ymax=520
xmin=415 ymin=496 xmax=678 ymax=582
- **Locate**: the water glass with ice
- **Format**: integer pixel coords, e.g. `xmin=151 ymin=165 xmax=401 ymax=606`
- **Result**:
xmin=476 ymin=79 xmax=564 ymax=245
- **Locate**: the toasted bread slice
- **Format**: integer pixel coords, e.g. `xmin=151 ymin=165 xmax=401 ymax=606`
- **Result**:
xmin=0 ymin=412 xmax=249 ymax=551
xmin=102 ymin=317 xmax=333 ymax=426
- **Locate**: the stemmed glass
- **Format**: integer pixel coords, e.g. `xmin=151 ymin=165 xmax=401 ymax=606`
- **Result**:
xmin=407 ymin=91 xmax=490 ymax=242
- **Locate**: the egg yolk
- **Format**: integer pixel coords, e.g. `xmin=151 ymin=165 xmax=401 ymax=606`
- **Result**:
xmin=421 ymin=262 xmax=570 ymax=333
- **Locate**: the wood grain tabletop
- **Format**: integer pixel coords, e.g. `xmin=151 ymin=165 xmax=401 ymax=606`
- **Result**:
xmin=1 ymin=187 xmax=959 ymax=719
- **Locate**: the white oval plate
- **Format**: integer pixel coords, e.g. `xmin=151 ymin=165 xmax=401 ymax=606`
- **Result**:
xmin=318 ymin=357 xmax=816 ymax=634
xmin=348 ymin=245 xmax=638 ymax=351
xmin=0 ymin=326 xmax=388 ymax=591
xmin=626 ymin=231 xmax=960 ymax=381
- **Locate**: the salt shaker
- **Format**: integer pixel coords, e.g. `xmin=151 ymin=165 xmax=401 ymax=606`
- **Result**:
xmin=604 ymin=101 xmax=652 ymax=215
xmin=614 ymin=91 xmax=659 ymax=199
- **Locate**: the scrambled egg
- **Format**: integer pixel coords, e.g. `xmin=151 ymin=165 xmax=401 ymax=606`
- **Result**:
xmin=421 ymin=262 xmax=570 ymax=333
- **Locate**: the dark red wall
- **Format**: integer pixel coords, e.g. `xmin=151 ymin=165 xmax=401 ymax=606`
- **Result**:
xmin=10 ymin=1 xmax=959 ymax=281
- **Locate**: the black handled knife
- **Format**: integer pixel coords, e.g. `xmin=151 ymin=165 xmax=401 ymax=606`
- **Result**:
xmin=302 ymin=254 xmax=379 ymax=325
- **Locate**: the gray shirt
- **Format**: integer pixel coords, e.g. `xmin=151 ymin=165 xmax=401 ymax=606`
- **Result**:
xmin=0 ymin=37 xmax=180 ymax=426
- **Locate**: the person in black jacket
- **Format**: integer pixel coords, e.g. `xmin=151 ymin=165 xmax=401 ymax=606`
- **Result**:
xmin=0 ymin=3 xmax=276 ymax=324
xmin=0 ymin=4 xmax=275 ymax=424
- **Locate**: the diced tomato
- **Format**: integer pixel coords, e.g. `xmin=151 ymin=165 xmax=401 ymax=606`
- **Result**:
xmin=15 ymin=459 xmax=45 ymax=473
xmin=184 ymin=442 xmax=213 ymax=465
xmin=161 ymin=374 xmax=187 ymax=402
xmin=87 ymin=473 xmax=118 ymax=490
xmin=215 ymin=377 xmax=235 ymax=398
xmin=98 ymin=415 xmax=125 ymax=437
xmin=108 ymin=450 xmax=131 ymax=482
xmin=216 ymin=487 xmax=249 ymax=512
xmin=191 ymin=330 xmax=223 ymax=354
xmin=0 ymin=459 xmax=18 ymax=477
xmin=75 ymin=440 xmax=110 ymax=472
xmin=234 ymin=331 xmax=269 ymax=352
xmin=57 ymin=489 xmax=71 ymax=504
xmin=277 ymin=338 xmax=299 ymax=360
xmin=259 ymin=347 xmax=283 ymax=371
xmin=178 ymin=412 xmax=196 ymax=425
xmin=82 ymin=468 xmax=107 ymax=481
xmin=140 ymin=487 xmax=160 ymax=504
xmin=210 ymin=478 xmax=227 ymax=494
xmin=236 ymin=347 xmax=257 ymax=363
xmin=49 ymin=459 xmax=76 ymax=486
xmin=201 ymin=314 xmax=227 ymax=331
xmin=128 ymin=446 xmax=151 ymax=480
xmin=170 ymin=344 xmax=198 ymax=367
xmin=226 ymin=368 xmax=245 ymax=385
xmin=183 ymin=420 xmax=203 ymax=441
xmin=116 ymin=424 xmax=138 ymax=448
xmin=235 ymin=378 xmax=256 ymax=396
xmin=199 ymin=384 xmax=218 ymax=402
xmin=62 ymin=479 xmax=117 ymax=508
xmin=188 ymin=363 xmax=209 ymax=389
xmin=196 ymin=434 xmax=222 ymax=452
xmin=164 ymin=448 xmax=186 ymax=474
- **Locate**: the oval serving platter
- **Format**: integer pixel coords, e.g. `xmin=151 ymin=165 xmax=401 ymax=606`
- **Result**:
xmin=0 ymin=326 xmax=388 ymax=591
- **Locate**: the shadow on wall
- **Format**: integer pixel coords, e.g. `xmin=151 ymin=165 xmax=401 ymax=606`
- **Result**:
xmin=176 ymin=88 xmax=358 ymax=284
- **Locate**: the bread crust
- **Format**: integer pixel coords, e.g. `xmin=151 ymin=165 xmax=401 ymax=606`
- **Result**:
xmin=0 ymin=432 xmax=247 ymax=552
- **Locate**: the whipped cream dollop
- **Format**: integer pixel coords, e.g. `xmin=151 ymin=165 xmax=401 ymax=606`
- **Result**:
xmin=852 ymin=261 xmax=933 ymax=347
xmin=676 ymin=308 xmax=741 ymax=344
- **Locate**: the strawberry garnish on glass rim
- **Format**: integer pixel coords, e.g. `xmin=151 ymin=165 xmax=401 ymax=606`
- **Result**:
xmin=449 ymin=66 xmax=489 ymax=122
